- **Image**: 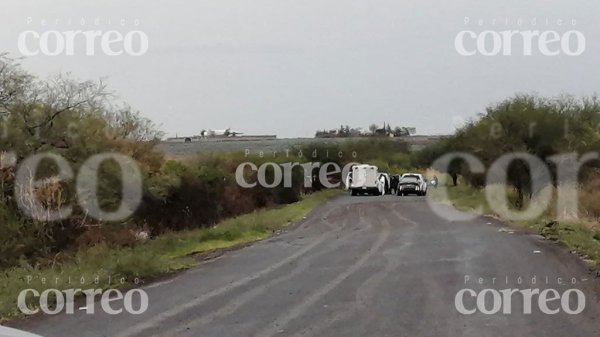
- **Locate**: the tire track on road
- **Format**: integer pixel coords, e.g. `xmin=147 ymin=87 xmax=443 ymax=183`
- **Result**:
xmin=252 ymin=204 xmax=392 ymax=337
xmin=114 ymin=204 xmax=347 ymax=337
xmin=287 ymin=203 xmax=418 ymax=337
xmin=158 ymin=207 xmax=369 ymax=337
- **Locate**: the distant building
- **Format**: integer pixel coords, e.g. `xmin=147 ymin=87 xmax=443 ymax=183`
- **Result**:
xmin=166 ymin=128 xmax=276 ymax=142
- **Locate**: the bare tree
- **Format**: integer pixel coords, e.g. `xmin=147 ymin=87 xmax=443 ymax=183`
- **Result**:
xmin=0 ymin=55 xmax=108 ymax=138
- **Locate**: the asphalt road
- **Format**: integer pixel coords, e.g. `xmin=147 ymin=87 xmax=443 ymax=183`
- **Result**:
xmin=14 ymin=195 xmax=600 ymax=337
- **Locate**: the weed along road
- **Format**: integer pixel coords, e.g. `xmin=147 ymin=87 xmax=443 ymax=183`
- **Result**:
xmin=16 ymin=196 xmax=600 ymax=337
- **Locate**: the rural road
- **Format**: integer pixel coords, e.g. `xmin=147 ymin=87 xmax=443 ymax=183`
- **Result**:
xmin=14 ymin=195 xmax=600 ymax=337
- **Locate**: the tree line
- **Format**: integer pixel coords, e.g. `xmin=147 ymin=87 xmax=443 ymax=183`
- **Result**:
xmin=315 ymin=123 xmax=415 ymax=138
xmin=413 ymin=94 xmax=600 ymax=210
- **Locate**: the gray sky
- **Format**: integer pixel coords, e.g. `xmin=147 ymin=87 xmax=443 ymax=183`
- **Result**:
xmin=1 ymin=0 xmax=599 ymax=138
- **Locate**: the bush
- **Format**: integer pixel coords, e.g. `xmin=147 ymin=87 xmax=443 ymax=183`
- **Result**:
xmin=417 ymin=94 xmax=600 ymax=207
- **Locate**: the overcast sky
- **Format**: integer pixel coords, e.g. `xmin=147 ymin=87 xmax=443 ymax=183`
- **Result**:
xmin=1 ymin=0 xmax=599 ymax=138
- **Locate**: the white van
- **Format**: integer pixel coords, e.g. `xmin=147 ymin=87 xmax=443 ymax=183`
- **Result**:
xmin=346 ymin=164 xmax=384 ymax=196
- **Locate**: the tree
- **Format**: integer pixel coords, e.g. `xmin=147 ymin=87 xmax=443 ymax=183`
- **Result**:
xmin=0 ymin=55 xmax=110 ymax=152
xmin=419 ymin=94 xmax=600 ymax=207
xmin=369 ymin=124 xmax=378 ymax=134
xmin=0 ymin=54 xmax=165 ymax=267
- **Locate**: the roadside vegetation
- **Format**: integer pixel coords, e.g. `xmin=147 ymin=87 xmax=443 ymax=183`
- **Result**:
xmin=0 ymin=55 xmax=391 ymax=321
xmin=416 ymin=95 xmax=600 ymax=267
xmin=3 ymin=53 xmax=600 ymax=321
xmin=0 ymin=55 xmax=360 ymax=272
xmin=0 ymin=189 xmax=340 ymax=320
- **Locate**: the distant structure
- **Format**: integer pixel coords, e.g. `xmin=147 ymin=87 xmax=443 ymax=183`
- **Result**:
xmin=315 ymin=122 xmax=416 ymax=138
xmin=315 ymin=125 xmax=364 ymax=138
xmin=374 ymin=122 xmax=390 ymax=136
xmin=200 ymin=128 xmax=244 ymax=138
xmin=166 ymin=128 xmax=276 ymax=142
